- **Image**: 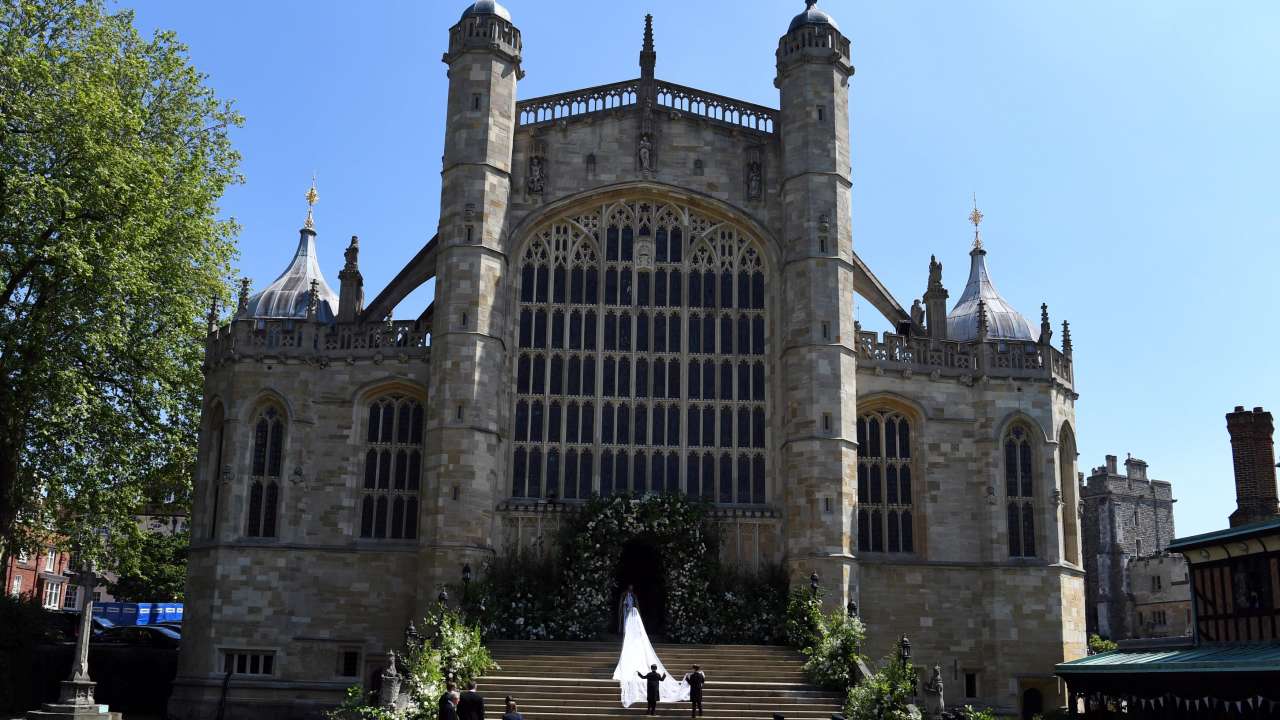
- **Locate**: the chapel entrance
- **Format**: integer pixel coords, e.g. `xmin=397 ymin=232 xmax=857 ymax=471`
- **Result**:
xmin=1021 ymin=688 xmax=1043 ymax=719
xmin=617 ymin=537 xmax=666 ymax=637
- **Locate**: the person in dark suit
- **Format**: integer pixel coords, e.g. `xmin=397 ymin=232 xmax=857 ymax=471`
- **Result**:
xmin=637 ymin=663 xmax=666 ymax=716
xmin=501 ymin=697 xmax=523 ymax=720
xmin=683 ymin=664 xmax=706 ymax=717
xmin=458 ymin=680 xmax=485 ymax=720
xmin=438 ymin=681 xmax=458 ymax=719
xmin=438 ymin=690 xmax=459 ymax=720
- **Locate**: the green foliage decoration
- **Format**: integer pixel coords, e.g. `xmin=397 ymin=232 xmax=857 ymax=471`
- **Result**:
xmin=843 ymin=655 xmax=921 ymax=720
xmin=801 ymin=609 xmax=867 ymax=690
xmin=0 ymin=0 xmax=242 ymax=561
xmin=784 ymin=585 xmax=826 ymax=649
xmin=557 ymin=493 xmax=716 ymax=641
xmin=962 ymin=706 xmax=998 ymax=720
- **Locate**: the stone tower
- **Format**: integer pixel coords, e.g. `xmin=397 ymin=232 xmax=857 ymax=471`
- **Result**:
xmin=423 ymin=0 xmax=523 ymax=601
xmin=1226 ymin=406 xmax=1279 ymax=528
xmin=1080 ymin=454 xmax=1177 ymax=639
xmin=775 ymin=1 xmax=859 ymax=608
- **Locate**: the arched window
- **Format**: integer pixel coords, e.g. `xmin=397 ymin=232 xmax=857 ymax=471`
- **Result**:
xmin=360 ymin=393 xmax=423 ymax=540
xmin=246 ymin=406 xmax=283 ymax=538
xmin=1005 ymin=424 xmax=1036 ymax=558
xmin=856 ymin=408 xmax=915 ymax=553
xmin=513 ymin=201 xmax=768 ymax=503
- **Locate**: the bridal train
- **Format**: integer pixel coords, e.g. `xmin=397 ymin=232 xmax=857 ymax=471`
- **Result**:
xmin=612 ymin=607 xmax=690 ymax=707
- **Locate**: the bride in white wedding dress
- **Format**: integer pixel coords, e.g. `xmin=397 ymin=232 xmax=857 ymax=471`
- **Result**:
xmin=612 ymin=606 xmax=690 ymax=708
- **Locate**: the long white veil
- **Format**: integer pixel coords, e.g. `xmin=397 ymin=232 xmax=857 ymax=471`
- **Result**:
xmin=612 ymin=607 xmax=690 ymax=707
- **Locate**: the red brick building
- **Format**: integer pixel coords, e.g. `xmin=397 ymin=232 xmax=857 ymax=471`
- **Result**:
xmin=3 ymin=543 xmax=78 ymax=610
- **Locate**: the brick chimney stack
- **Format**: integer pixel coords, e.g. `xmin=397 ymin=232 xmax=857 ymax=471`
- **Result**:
xmin=1227 ymin=406 xmax=1279 ymax=528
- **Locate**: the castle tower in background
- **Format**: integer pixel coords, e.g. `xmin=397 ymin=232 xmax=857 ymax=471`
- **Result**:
xmin=1081 ymin=455 xmax=1186 ymax=639
xmin=775 ymin=0 xmax=859 ymax=607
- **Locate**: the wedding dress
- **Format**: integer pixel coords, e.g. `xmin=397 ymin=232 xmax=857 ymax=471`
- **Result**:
xmin=612 ymin=606 xmax=690 ymax=707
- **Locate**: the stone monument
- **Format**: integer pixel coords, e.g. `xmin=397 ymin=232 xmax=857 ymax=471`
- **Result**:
xmin=27 ymin=565 xmax=121 ymax=719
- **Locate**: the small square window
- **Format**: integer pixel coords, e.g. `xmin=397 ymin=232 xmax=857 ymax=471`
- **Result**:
xmin=339 ymin=650 xmax=361 ymax=678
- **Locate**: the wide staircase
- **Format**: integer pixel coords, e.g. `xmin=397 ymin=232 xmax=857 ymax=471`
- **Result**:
xmin=481 ymin=640 xmax=844 ymax=719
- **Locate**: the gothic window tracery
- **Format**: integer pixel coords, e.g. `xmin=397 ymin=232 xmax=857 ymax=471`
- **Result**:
xmin=1005 ymin=424 xmax=1036 ymax=558
xmin=856 ymin=409 xmax=914 ymax=553
xmin=359 ymin=394 xmax=423 ymax=540
xmin=247 ymin=406 xmax=283 ymax=538
xmin=513 ymin=200 xmax=768 ymax=503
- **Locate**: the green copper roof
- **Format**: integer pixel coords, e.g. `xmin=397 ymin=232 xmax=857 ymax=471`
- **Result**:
xmin=1167 ymin=517 xmax=1280 ymax=553
xmin=1057 ymin=643 xmax=1280 ymax=675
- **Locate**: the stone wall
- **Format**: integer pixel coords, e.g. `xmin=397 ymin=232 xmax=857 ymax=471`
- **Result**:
xmin=1127 ymin=553 xmax=1192 ymax=639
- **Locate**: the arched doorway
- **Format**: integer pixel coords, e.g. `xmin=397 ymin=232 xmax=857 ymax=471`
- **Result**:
xmin=1021 ymin=688 xmax=1043 ymax=719
xmin=617 ymin=537 xmax=665 ymax=637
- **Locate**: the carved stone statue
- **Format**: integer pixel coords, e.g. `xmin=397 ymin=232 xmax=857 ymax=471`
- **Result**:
xmin=638 ymin=133 xmax=653 ymax=171
xmin=910 ymin=299 xmax=925 ymax=333
xmin=922 ymin=664 xmax=945 ymax=719
xmin=747 ymin=160 xmax=762 ymax=199
xmin=527 ymin=155 xmax=545 ymax=194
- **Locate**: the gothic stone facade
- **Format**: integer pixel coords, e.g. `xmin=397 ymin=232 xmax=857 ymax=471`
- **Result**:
xmin=169 ymin=3 xmax=1085 ymax=718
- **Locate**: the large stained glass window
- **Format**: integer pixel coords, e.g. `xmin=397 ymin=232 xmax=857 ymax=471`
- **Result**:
xmin=856 ymin=409 xmax=915 ymax=554
xmin=513 ymin=200 xmax=768 ymax=504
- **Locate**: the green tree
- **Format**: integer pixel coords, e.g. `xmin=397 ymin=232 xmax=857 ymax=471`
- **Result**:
xmin=1088 ymin=633 xmax=1118 ymax=654
xmin=106 ymin=528 xmax=189 ymax=601
xmin=0 ymin=0 xmax=241 ymax=563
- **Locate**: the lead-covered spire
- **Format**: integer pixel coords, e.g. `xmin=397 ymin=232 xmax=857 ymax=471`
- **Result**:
xmin=946 ymin=203 xmax=1036 ymax=342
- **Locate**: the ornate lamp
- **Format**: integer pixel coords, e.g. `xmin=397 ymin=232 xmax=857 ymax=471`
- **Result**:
xmin=898 ymin=634 xmax=912 ymax=667
xmin=846 ymin=600 xmax=858 ymax=618
xmin=437 ymin=588 xmax=449 ymax=605
xmin=809 ymin=571 xmax=820 ymax=594
xmin=462 ymin=563 xmax=472 ymax=586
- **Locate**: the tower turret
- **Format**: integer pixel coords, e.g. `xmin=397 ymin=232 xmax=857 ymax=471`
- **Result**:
xmin=775 ymin=0 xmax=858 ymax=609
xmin=422 ymin=0 xmax=522 ymax=606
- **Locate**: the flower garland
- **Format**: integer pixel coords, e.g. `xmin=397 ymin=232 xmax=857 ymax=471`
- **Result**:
xmin=557 ymin=493 xmax=717 ymax=642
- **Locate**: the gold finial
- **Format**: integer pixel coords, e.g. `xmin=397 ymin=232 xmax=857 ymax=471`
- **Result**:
xmin=304 ymin=174 xmax=318 ymax=231
xmin=969 ymin=193 xmax=984 ymax=250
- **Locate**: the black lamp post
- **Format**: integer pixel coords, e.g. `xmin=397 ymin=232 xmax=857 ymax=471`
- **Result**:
xmin=809 ymin=571 xmax=820 ymax=595
xmin=846 ymin=600 xmax=858 ymax=618
xmin=898 ymin=634 xmax=911 ymax=667
xmin=462 ymin=563 xmax=472 ymax=587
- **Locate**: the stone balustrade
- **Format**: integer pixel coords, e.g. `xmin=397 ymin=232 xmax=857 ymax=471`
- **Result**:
xmin=516 ymin=78 xmax=778 ymax=135
xmin=855 ymin=330 xmax=1074 ymax=388
xmin=204 ymin=318 xmax=431 ymax=367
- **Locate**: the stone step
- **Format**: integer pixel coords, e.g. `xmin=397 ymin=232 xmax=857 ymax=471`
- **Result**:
xmin=479 ymin=640 xmax=842 ymax=720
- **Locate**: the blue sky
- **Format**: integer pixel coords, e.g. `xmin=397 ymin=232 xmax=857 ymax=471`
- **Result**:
xmin=121 ymin=1 xmax=1280 ymax=537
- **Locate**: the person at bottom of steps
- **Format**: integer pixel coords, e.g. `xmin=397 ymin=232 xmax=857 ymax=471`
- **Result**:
xmin=638 ymin=664 xmax=666 ymax=716
xmin=682 ymin=664 xmax=706 ymax=718
xmin=501 ymin=696 xmax=523 ymax=720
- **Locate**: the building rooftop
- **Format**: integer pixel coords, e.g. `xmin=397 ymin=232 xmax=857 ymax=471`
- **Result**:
xmin=1057 ymin=642 xmax=1280 ymax=674
xmin=788 ymin=0 xmax=841 ymax=33
xmin=1167 ymin=516 xmax=1280 ymax=553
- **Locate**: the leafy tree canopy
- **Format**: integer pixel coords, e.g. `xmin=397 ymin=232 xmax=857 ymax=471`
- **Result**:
xmin=0 ymin=0 xmax=241 ymax=563
xmin=106 ymin=527 xmax=188 ymax=601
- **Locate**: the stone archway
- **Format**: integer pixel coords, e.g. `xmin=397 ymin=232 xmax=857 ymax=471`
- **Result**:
xmin=618 ymin=536 xmax=666 ymax=636
xmin=558 ymin=494 xmax=715 ymax=641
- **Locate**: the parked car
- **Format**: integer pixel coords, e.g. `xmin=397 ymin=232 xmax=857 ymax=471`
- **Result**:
xmin=96 ymin=624 xmax=180 ymax=649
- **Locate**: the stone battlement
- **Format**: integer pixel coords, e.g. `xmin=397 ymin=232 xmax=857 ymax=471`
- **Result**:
xmin=854 ymin=329 xmax=1073 ymax=388
xmin=517 ymin=78 xmax=778 ymax=136
xmin=203 ymin=318 xmax=431 ymax=367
